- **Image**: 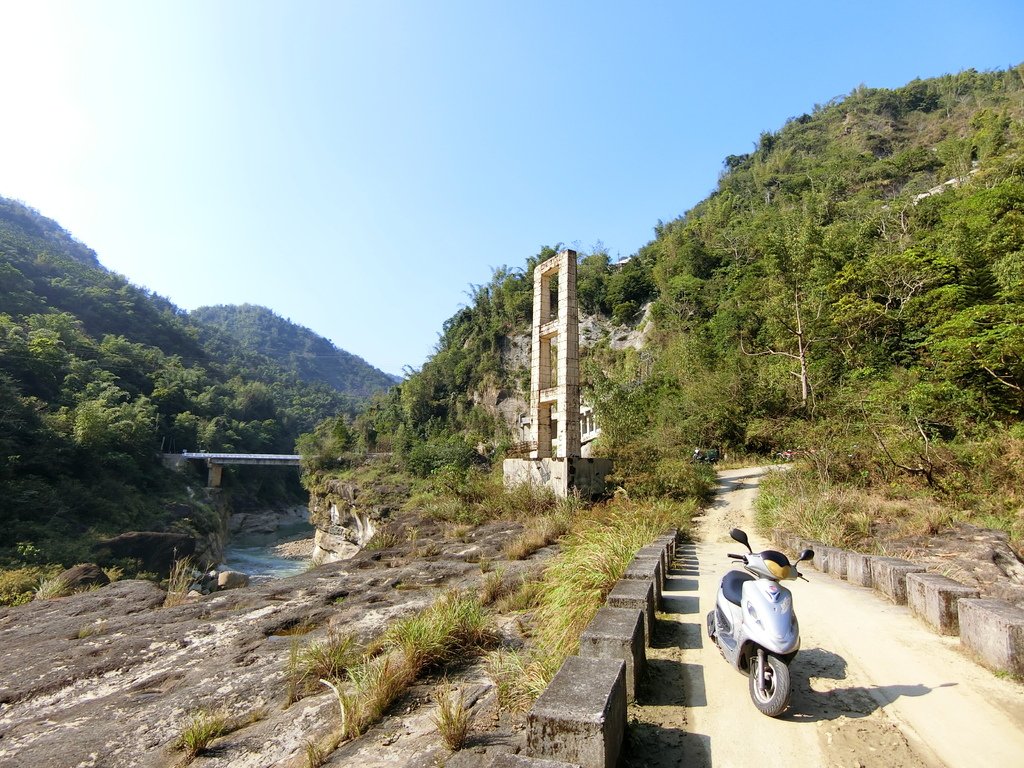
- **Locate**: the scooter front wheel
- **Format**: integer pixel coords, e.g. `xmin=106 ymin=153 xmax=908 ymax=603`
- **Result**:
xmin=748 ymin=652 xmax=791 ymax=717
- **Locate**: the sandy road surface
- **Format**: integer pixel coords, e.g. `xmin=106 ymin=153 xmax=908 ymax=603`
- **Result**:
xmin=626 ymin=466 xmax=1024 ymax=768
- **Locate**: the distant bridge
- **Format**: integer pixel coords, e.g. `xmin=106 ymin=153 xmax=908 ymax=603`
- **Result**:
xmin=163 ymin=452 xmax=301 ymax=488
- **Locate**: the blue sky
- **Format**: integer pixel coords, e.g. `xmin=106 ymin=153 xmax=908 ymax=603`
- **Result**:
xmin=1 ymin=2 xmax=1022 ymax=375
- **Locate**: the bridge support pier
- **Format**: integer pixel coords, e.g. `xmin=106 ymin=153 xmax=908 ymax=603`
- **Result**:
xmin=207 ymin=463 xmax=223 ymax=488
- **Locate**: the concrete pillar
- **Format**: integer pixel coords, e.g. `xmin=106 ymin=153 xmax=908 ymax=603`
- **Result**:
xmin=207 ymin=462 xmax=223 ymax=488
xmin=530 ymin=249 xmax=579 ymax=462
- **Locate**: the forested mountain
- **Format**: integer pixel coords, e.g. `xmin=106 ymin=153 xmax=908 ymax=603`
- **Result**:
xmin=310 ymin=65 xmax=1023 ymax=538
xmin=0 ymin=198 xmax=358 ymax=568
xmin=191 ymin=304 xmax=397 ymax=398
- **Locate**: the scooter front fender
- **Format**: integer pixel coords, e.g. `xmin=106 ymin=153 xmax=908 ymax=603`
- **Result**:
xmin=739 ymin=580 xmax=801 ymax=657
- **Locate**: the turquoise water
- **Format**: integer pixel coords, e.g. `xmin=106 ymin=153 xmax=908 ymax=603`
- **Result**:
xmin=220 ymin=519 xmax=313 ymax=580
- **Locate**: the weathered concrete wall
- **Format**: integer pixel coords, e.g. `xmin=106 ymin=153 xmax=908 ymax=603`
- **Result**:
xmin=503 ymin=457 xmax=612 ymax=499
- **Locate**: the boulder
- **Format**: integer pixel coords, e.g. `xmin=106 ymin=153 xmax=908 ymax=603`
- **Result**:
xmin=217 ymin=570 xmax=250 ymax=590
xmin=56 ymin=563 xmax=110 ymax=591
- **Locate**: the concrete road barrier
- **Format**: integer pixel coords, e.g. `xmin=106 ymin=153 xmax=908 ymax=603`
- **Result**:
xmin=870 ymin=557 xmax=926 ymax=605
xmin=845 ymin=552 xmax=875 ymax=587
xmin=636 ymin=544 xmax=669 ymax=574
xmin=906 ymin=573 xmax=980 ymax=635
xmin=606 ymin=578 xmax=656 ymax=646
xmin=490 ymin=754 xmax=582 ymax=768
xmin=624 ymin=556 xmax=662 ymax=606
xmin=824 ymin=548 xmax=848 ymax=580
xmin=526 ymin=656 xmax=626 ymax=768
xmin=578 ymin=606 xmax=646 ymax=701
xmin=957 ymin=599 xmax=1024 ymax=677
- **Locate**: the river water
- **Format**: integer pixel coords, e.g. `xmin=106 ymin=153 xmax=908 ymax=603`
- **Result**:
xmin=220 ymin=518 xmax=313 ymax=581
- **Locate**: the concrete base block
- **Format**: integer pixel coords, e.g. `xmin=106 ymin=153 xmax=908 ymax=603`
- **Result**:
xmin=579 ymin=607 xmax=646 ymax=701
xmin=636 ymin=544 xmax=669 ymax=574
xmin=800 ymin=540 xmax=824 ymax=570
xmin=906 ymin=573 xmax=980 ymax=635
xmin=870 ymin=558 xmax=926 ymax=604
xmin=846 ymin=552 xmax=875 ymax=587
xmin=824 ymin=548 xmax=848 ymax=580
xmin=624 ymin=557 xmax=662 ymax=606
xmin=526 ymin=656 xmax=626 ymax=768
xmin=815 ymin=546 xmax=833 ymax=573
xmin=490 ymin=754 xmax=582 ymax=768
xmin=606 ymin=578 xmax=656 ymax=646
xmin=958 ymin=599 xmax=1024 ymax=676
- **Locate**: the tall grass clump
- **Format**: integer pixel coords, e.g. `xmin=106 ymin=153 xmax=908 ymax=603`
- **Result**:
xmin=314 ymin=590 xmax=496 ymax=749
xmin=33 ymin=574 xmax=71 ymax=601
xmin=162 ymin=557 xmax=194 ymax=608
xmin=173 ymin=707 xmax=266 ymax=763
xmin=174 ymin=709 xmax=230 ymax=762
xmin=377 ymin=590 xmax=494 ymax=670
xmin=431 ymin=680 xmax=475 ymax=751
xmin=500 ymin=491 xmax=583 ymax=560
xmin=490 ymin=497 xmax=694 ymax=709
xmin=287 ymin=630 xmax=361 ymax=703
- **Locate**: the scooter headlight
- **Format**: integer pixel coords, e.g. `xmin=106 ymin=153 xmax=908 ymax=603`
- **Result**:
xmin=745 ymin=600 xmax=762 ymax=628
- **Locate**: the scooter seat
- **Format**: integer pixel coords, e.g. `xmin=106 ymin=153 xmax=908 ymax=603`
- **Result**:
xmin=722 ymin=570 xmax=754 ymax=605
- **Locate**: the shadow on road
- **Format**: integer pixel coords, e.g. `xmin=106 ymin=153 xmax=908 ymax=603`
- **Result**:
xmin=783 ymin=647 xmax=956 ymax=722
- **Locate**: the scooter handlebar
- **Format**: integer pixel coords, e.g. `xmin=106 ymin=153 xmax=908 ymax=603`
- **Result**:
xmin=727 ymin=553 xmax=746 ymax=561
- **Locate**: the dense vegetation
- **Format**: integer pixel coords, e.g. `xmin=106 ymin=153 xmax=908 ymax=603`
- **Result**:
xmin=304 ymin=65 xmax=1024 ymax=544
xmin=191 ymin=304 xmax=397 ymax=398
xmin=0 ymin=198 xmax=383 ymax=570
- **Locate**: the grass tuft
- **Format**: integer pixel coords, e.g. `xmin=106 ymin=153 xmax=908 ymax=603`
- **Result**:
xmin=174 ymin=709 xmax=230 ymax=761
xmin=33 ymin=574 xmax=71 ymax=601
xmin=431 ymin=680 xmax=474 ymax=751
xmin=162 ymin=557 xmax=194 ymax=608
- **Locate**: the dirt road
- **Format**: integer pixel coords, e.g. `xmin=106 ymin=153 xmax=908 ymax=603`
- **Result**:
xmin=626 ymin=466 xmax=1024 ymax=768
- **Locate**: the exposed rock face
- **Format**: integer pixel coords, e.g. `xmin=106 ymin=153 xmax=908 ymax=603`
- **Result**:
xmin=0 ymin=516 xmax=538 ymax=768
xmin=308 ymin=466 xmax=409 ymax=565
xmin=228 ymin=505 xmax=309 ymax=539
xmin=893 ymin=523 xmax=1024 ymax=608
xmin=93 ymin=531 xmax=197 ymax=574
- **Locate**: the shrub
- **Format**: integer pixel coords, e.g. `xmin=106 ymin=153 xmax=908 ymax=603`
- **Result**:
xmin=0 ymin=566 xmax=56 ymax=606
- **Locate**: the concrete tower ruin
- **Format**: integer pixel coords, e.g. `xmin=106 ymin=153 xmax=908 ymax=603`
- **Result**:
xmin=503 ymin=249 xmax=611 ymax=497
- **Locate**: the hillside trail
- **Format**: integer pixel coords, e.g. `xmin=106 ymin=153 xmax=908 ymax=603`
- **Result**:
xmin=626 ymin=466 xmax=1024 ymax=768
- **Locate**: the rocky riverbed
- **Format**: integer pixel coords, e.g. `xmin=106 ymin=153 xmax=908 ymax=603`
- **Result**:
xmin=0 ymin=514 xmax=547 ymax=768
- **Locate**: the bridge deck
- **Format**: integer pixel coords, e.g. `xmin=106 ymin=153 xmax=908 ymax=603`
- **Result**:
xmin=173 ymin=452 xmax=302 ymax=465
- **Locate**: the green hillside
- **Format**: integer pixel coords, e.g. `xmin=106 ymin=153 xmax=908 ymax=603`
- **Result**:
xmin=314 ymin=65 xmax=1024 ymax=544
xmin=191 ymin=303 xmax=397 ymax=398
xmin=0 ymin=198 xmax=356 ymax=570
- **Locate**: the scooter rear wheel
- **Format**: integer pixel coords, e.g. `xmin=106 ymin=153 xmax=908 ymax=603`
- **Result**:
xmin=748 ymin=653 xmax=791 ymax=717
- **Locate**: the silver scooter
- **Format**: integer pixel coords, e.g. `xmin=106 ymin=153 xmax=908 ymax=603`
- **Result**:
xmin=706 ymin=528 xmax=814 ymax=716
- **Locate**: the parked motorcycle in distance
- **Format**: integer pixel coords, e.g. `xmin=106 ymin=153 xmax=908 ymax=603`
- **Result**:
xmin=706 ymin=528 xmax=814 ymax=716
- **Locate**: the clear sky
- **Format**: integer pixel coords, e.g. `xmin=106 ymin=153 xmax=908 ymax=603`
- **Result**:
xmin=1 ymin=2 xmax=1021 ymax=375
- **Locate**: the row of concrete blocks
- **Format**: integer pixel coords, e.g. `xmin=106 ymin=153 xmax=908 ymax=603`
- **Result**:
xmin=492 ymin=530 xmax=678 ymax=768
xmin=771 ymin=529 xmax=1024 ymax=677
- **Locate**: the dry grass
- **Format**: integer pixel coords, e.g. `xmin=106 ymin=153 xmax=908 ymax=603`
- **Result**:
xmin=501 ymin=515 xmax=569 ymax=560
xmin=162 ymin=557 xmax=194 ymax=608
xmin=491 ymin=497 xmax=694 ymax=709
xmin=33 ymin=574 xmax=71 ymax=601
xmin=286 ymin=630 xmax=360 ymax=704
xmin=306 ymin=590 xmax=496 ymax=757
xmin=753 ymin=468 xmax=975 ymax=549
xmin=431 ymin=680 xmax=475 ymax=751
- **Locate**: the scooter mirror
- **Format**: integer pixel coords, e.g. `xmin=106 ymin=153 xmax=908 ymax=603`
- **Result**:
xmin=730 ymin=528 xmax=752 ymax=552
xmin=796 ymin=548 xmax=815 ymax=562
